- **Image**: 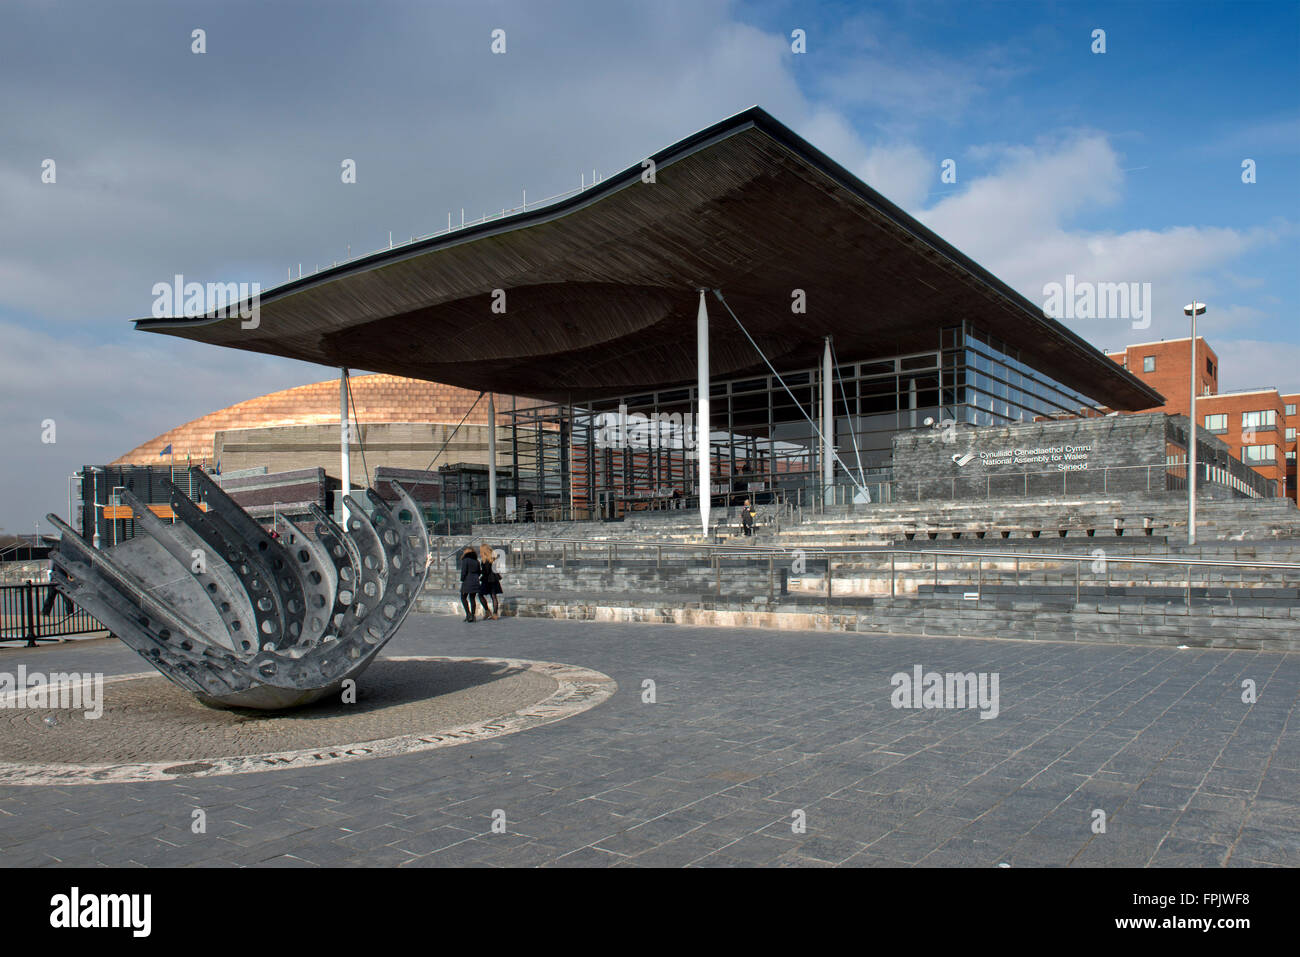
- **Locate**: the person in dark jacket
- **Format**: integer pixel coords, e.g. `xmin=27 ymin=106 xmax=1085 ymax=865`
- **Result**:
xmin=741 ymin=498 xmax=756 ymax=536
xmin=478 ymin=543 xmax=502 ymax=619
xmin=458 ymin=546 xmax=481 ymax=621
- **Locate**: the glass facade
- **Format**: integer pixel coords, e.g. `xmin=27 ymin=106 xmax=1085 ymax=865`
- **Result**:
xmin=517 ymin=321 xmax=1106 ymax=517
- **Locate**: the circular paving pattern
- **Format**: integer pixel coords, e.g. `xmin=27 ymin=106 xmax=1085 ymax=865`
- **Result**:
xmin=0 ymin=656 xmax=615 ymax=785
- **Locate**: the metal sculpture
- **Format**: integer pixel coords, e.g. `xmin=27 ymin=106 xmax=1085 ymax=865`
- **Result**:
xmin=46 ymin=469 xmax=430 ymax=710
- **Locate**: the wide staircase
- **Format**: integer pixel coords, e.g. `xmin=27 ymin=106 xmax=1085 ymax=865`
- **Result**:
xmin=416 ymin=492 xmax=1300 ymax=651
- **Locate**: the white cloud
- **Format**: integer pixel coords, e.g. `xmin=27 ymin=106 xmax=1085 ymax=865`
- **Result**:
xmin=914 ymin=135 xmax=1287 ymax=351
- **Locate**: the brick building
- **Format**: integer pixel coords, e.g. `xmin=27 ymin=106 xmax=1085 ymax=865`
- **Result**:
xmin=1284 ymin=393 xmax=1300 ymax=501
xmin=1193 ymin=390 xmax=1287 ymax=499
xmin=1107 ymin=338 xmax=1293 ymax=501
xmin=1106 ymin=337 xmax=1217 ymax=417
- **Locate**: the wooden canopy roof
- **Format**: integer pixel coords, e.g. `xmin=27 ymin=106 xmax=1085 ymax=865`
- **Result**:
xmin=136 ymin=107 xmax=1163 ymax=410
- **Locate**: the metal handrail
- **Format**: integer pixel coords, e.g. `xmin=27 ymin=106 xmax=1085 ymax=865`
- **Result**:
xmin=444 ymin=535 xmax=1300 ymax=572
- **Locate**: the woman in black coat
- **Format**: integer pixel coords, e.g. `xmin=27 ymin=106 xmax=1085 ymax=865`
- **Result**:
xmin=478 ymin=543 xmax=502 ymax=620
xmin=458 ymin=546 xmax=481 ymax=622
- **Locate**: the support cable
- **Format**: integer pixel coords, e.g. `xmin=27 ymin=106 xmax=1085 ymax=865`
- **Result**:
xmin=828 ymin=336 xmax=869 ymax=497
xmin=422 ymin=390 xmax=486 ymax=474
xmin=345 ymin=374 xmax=371 ymax=490
xmin=710 ymin=290 xmax=870 ymax=499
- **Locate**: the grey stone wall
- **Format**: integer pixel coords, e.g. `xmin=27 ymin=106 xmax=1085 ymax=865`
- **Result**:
xmin=892 ymin=413 xmax=1236 ymax=502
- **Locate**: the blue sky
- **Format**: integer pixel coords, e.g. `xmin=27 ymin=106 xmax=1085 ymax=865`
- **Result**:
xmin=1 ymin=0 xmax=1297 ymax=531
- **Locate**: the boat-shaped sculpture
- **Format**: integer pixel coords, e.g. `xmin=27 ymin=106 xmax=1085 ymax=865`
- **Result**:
xmin=45 ymin=468 xmax=430 ymax=710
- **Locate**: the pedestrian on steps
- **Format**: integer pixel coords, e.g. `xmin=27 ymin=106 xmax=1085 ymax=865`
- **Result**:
xmin=741 ymin=498 xmax=756 ymax=537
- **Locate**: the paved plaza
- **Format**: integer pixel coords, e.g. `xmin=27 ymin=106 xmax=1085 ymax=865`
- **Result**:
xmin=1 ymin=615 xmax=1297 ymax=867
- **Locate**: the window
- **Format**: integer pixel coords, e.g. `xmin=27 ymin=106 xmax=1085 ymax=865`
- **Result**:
xmin=1289 ymin=428 xmax=1297 ymax=442
xmin=1142 ymin=356 xmax=1155 ymax=373
xmin=1287 ymin=404 xmax=1297 ymax=417
xmin=1242 ymin=410 xmax=1277 ymax=431
xmin=1289 ymin=451 xmax=1297 ymax=462
xmin=1242 ymin=444 xmax=1276 ymax=464
xmin=1206 ymin=359 xmax=1215 ymax=377
xmin=1204 ymin=414 xmax=1227 ymax=433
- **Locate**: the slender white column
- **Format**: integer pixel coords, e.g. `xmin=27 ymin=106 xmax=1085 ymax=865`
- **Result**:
xmin=697 ymin=291 xmax=710 ymax=538
xmin=488 ymin=394 xmax=498 ymax=521
xmin=822 ymin=336 xmax=833 ymax=504
xmin=340 ymin=367 xmax=351 ymax=525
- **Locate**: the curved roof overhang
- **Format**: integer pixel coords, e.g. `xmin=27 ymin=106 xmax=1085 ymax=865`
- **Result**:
xmin=135 ymin=106 xmax=1164 ymax=410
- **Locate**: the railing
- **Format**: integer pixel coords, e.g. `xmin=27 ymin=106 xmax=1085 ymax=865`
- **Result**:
xmin=0 ymin=582 xmax=106 ymax=646
xmin=804 ymin=461 xmax=1274 ymax=511
xmin=428 ymin=535 xmax=1297 ymax=611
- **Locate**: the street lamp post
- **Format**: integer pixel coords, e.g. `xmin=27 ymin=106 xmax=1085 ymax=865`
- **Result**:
xmin=1185 ymin=301 xmax=1207 ymax=545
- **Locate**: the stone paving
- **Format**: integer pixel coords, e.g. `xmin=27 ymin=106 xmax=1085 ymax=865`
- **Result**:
xmin=1 ymin=615 xmax=1297 ymax=867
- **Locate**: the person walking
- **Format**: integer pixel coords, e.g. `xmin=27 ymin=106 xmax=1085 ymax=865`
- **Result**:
xmin=741 ymin=498 xmax=756 ymax=537
xmin=478 ymin=543 xmax=502 ymax=619
xmin=458 ymin=545 xmax=481 ymax=622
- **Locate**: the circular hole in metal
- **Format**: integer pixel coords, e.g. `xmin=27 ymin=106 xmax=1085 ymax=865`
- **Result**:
xmin=383 ymin=604 xmax=396 ymax=620
xmin=383 ymin=530 xmax=397 ymax=546
xmin=298 ymin=549 xmax=310 ymax=563
xmin=339 ymin=590 xmax=353 ymax=605
xmin=159 ymin=628 xmax=172 ymax=640
xmin=289 ymin=621 xmax=300 ymax=637
xmin=219 ymin=601 xmax=230 ymax=613
xmin=363 ymin=581 xmax=378 ymax=598
xmin=396 ymin=583 xmax=407 ymax=596
xmin=392 ymin=555 xmax=403 ymax=570
xmin=257 ymin=597 xmax=273 ymax=612
xmin=231 ymin=620 xmax=242 ymax=631
xmin=309 ymin=570 xmax=322 ymax=585
xmin=364 ymin=555 xmax=378 ymax=570
xmin=260 ymin=620 xmax=275 ymax=635
xmin=340 ymin=567 xmax=353 ymax=582
xmin=207 ymin=582 xmax=217 ymax=592
xmin=258 ymin=541 xmax=268 ymax=551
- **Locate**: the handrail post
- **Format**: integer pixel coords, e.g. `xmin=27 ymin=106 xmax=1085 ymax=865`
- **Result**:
xmin=24 ymin=581 xmax=37 ymax=647
xmin=1075 ymin=560 xmax=1080 ymax=603
xmin=657 ymin=545 xmax=661 ymax=570
xmin=1187 ymin=563 xmax=1192 ymax=608
xmin=890 ymin=551 xmax=895 ymax=598
xmin=977 ymin=557 xmax=982 ymax=598
xmin=608 ymin=544 xmax=613 ymax=572
xmin=768 ymin=555 xmax=774 ymax=602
